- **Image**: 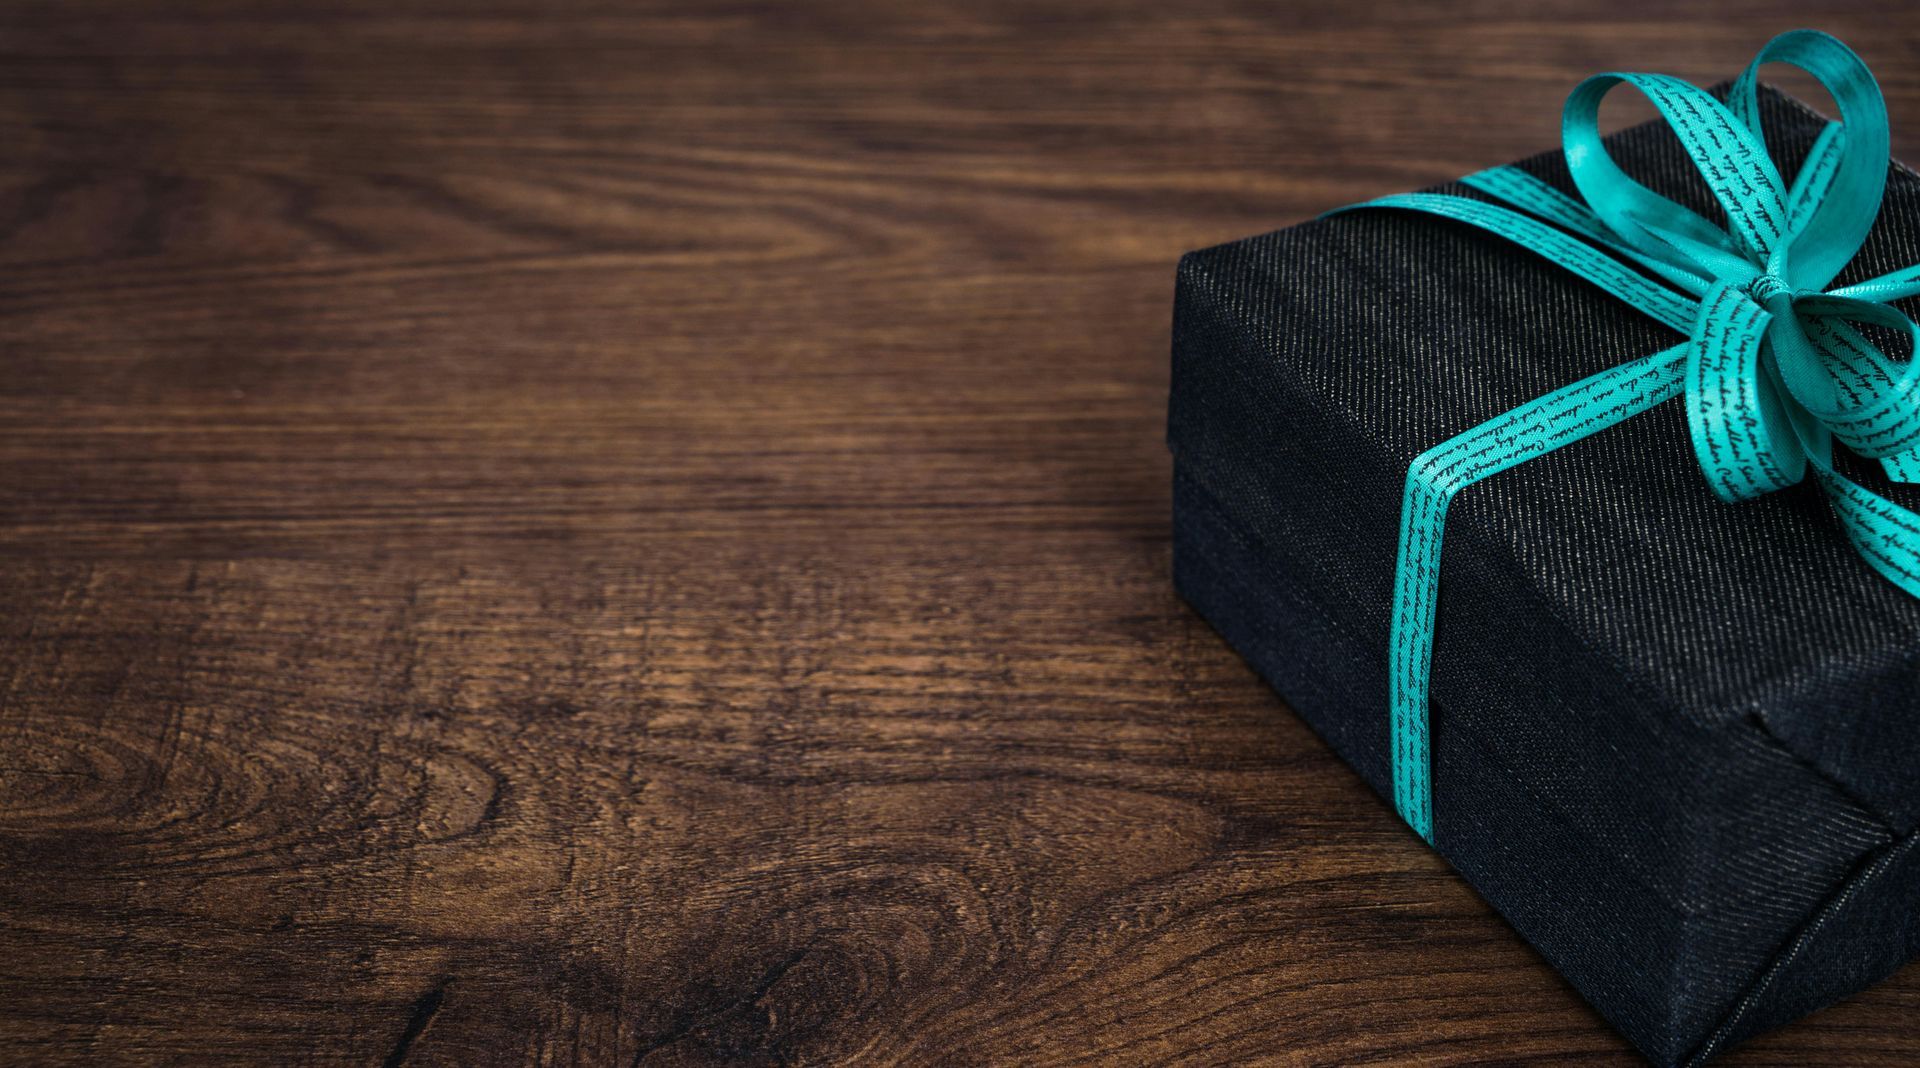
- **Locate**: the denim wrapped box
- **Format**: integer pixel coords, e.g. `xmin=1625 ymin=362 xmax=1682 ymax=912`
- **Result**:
xmin=1168 ymin=82 xmax=1920 ymax=1065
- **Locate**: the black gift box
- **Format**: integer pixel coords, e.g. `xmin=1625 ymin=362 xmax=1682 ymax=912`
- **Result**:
xmin=1168 ymin=86 xmax=1920 ymax=1065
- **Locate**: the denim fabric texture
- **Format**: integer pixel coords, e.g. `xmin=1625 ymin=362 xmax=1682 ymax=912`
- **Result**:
xmin=1168 ymin=85 xmax=1920 ymax=1066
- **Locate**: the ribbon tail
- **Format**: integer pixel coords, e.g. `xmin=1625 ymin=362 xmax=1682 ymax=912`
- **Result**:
xmin=1797 ymin=408 xmax=1920 ymax=597
xmin=1786 ymin=313 xmax=1920 ymax=479
xmin=1813 ymin=457 xmax=1920 ymax=598
xmin=1388 ymin=344 xmax=1689 ymax=842
xmin=1880 ymin=450 xmax=1920 ymax=484
xmin=1833 ymin=261 xmax=1920 ymax=305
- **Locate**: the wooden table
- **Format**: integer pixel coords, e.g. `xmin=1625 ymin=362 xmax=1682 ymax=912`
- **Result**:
xmin=4 ymin=2 xmax=1917 ymax=1063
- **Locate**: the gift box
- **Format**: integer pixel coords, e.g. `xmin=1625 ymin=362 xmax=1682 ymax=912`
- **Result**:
xmin=1168 ymin=39 xmax=1920 ymax=1068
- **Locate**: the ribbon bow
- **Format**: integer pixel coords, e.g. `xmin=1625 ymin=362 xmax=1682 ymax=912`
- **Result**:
xmin=1334 ymin=30 xmax=1920 ymax=842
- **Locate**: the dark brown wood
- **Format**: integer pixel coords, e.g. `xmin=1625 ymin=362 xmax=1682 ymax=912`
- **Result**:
xmin=2 ymin=2 xmax=1917 ymax=1063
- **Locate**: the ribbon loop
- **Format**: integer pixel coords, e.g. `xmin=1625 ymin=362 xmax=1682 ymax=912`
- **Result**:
xmin=1730 ymin=30 xmax=1890 ymax=290
xmin=1564 ymin=72 xmax=1786 ymax=280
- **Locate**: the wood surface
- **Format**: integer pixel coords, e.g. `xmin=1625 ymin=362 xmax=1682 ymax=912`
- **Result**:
xmin=2 ymin=2 xmax=1918 ymax=1064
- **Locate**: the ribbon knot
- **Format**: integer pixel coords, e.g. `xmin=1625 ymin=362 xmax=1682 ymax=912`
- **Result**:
xmin=1744 ymin=272 xmax=1793 ymax=306
xmin=1328 ymin=30 xmax=1920 ymax=843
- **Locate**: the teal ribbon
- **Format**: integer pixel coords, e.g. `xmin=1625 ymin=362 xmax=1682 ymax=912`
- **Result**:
xmin=1331 ymin=30 xmax=1920 ymax=843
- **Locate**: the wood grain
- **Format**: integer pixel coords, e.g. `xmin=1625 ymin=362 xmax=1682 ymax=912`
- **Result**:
xmin=1 ymin=2 xmax=1917 ymax=1064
